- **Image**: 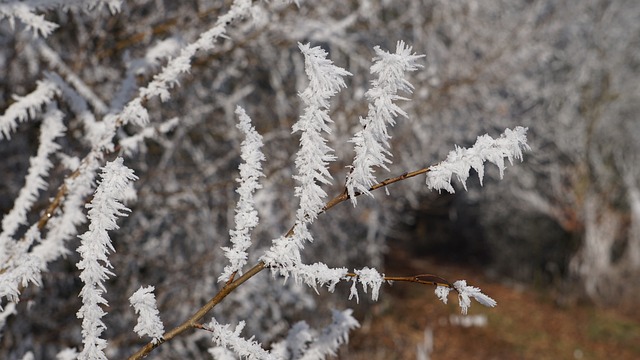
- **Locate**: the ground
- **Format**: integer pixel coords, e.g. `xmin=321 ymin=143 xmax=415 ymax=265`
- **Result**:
xmin=345 ymin=246 xmax=640 ymax=360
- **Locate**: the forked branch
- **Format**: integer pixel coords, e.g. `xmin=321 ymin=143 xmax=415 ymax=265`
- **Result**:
xmin=127 ymin=165 xmax=449 ymax=360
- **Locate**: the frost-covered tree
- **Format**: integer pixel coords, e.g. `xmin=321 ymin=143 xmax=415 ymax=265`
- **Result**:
xmin=1 ymin=0 xmax=635 ymax=359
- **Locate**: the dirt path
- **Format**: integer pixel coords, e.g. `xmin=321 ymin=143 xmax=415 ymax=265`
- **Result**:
xmin=346 ymin=247 xmax=640 ymax=359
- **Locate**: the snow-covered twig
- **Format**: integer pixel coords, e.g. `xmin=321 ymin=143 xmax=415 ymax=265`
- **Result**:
xmin=293 ymin=42 xmax=351 ymax=223
xmin=76 ymin=158 xmax=137 ymax=360
xmin=426 ymin=126 xmax=530 ymax=193
xmin=0 ymin=79 xmax=59 ymax=140
xmin=129 ymin=286 xmax=165 ymax=344
xmin=218 ymin=107 xmax=265 ymax=282
xmin=346 ymin=41 xmax=424 ymax=204
xmin=207 ymin=319 xmax=277 ymax=360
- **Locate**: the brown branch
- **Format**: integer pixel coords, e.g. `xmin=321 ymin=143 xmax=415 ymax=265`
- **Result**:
xmin=322 ymin=166 xmax=432 ymax=212
xmin=128 ymin=261 xmax=266 ymax=360
xmin=127 ymin=165 xmax=436 ymax=358
xmin=344 ymin=272 xmax=454 ymax=289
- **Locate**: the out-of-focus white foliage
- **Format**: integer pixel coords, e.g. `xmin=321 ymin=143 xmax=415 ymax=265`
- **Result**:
xmin=129 ymin=286 xmax=165 ymax=344
xmin=261 ymin=309 xmax=359 ymax=360
xmin=76 ymin=157 xmax=137 ymax=360
xmin=219 ymin=107 xmax=265 ymax=282
xmin=208 ymin=319 xmax=277 ymax=360
xmin=0 ymin=107 xmax=65 ymax=304
xmin=119 ymin=117 xmax=180 ymax=156
xmin=0 ymin=3 xmax=58 ymax=37
xmin=56 ymin=348 xmax=79 ymax=360
xmin=0 ymin=79 xmax=59 ymax=140
xmin=0 ymin=1 xmax=122 ymax=38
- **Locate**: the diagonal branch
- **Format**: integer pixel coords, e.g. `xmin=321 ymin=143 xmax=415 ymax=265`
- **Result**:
xmin=127 ymin=165 xmax=439 ymax=359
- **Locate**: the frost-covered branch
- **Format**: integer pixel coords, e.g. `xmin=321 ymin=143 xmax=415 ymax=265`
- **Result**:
xmin=219 ymin=107 xmax=265 ymax=282
xmin=76 ymin=158 xmax=137 ymax=360
xmin=0 ymin=79 xmax=59 ymax=140
xmin=346 ymin=41 xmax=424 ymax=204
xmin=121 ymin=0 xmax=254 ymax=127
xmin=426 ymin=126 xmax=530 ymax=193
xmin=435 ymin=280 xmax=497 ymax=315
xmin=207 ymin=319 xmax=277 ymax=360
xmin=129 ymin=286 xmax=165 ymax=345
xmin=0 ymin=108 xmax=66 ymax=305
xmin=293 ymin=42 xmax=351 ymax=223
xmin=0 ymin=106 xmax=65 ymax=247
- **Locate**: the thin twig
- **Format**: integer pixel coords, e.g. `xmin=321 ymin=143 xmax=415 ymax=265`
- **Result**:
xmin=127 ymin=165 xmax=436 ymax=359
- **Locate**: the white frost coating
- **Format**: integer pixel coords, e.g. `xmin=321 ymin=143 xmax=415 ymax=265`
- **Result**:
xmin=122 ymin=0 xmax=254 ymax=126
xmin=33 ymin=154 xmax=100 ymax=264
xmin=434 ymin=280 xmax=496 ymax=314
xmin=219 ymin=107 xmax=265 ymax=282
xmin=0 ymin=1 xmax=121 ymax=38
xmin=426 ymin=126 xmax=530 ymax=193
xmin=348 ymin=267 xmax=384 ymax=303
xmin=0 ymin=107 xmax=65 ymax=246
xmin=0 ymin=3 xmax=58 ymax=37
xmin=0 ymin=108 xmax=65 ymax=305
xmin=293 ymin=43 xmax=351 ymax=223
xmin=435 ymin=285 xmax=451 ymax=304
xmin=298 ymin=309 xmax=360 ymax=360
xmin=346 ymin=41 xmax=424 ymax=205
xmin=0 ymin=227 xmax=44 ymax=304
xmin=56 ymin=347 xmax=79 ymax=360
xmin=452 ymin=280 xmax=497 ymax=315
xmin=76 ymin=157 xmax=137 ymax=360
xmin=208 ymin=319 xmax=277 ymax=360
xmin=208 ymin=346 xmax=237 ymax=360
xmin=270 ymin=309 xmax=359 ymax=360
xmin=0 ymin=79 xmax=59 ymax=140
xmin=291 ymin=263 xmax=348 ymax=294
xmin=129 ymin=286 xmax=165 ymax=344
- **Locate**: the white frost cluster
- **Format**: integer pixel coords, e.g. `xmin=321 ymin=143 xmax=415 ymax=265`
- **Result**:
xmin=435 ymin=280 xmax=497 ymax=315
xmin=208 ymin=319 xmax=276 ymax=360
xmin=0 ymin=108 xmax=65 ymax=304
xmin=122 ymin=0 xmax=253 ymax=126
xmin=56 ymin=348 xmax=79 ymax=360
xmin=76 ymin=157 xmax=137 ymax=360
xmin=348 ymin=267 xmax=384 ymax=303
xmin=0 ymin=1 xmax=122 ymax=38
xmin=209 ymin=309 xmax=359 ymax=360
xmin=270 ymin=309 xmax=360 ymax=360
xmin=129 ymin=286 xmax=165 ymax=344
xmin=0 ymin=107 xmax=65 ymax=243
xmin=293 ymin=42 xmax=351 ymax=223
xmin=219 ymin=107 xmax=265 ymax=282
xmin=261 ymin=43 xmax=351 ymax=289
xmin=0 ymin=79 xmax=59 ymax=140
xmin=426 ymin=126 xmax=530 ymax=193
xmin=346 ymin=41 xmax=424 ymax=204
